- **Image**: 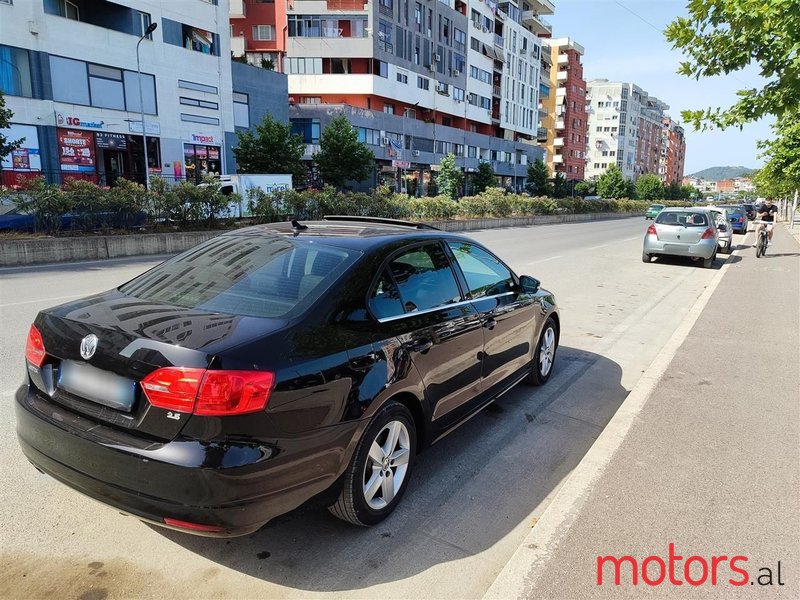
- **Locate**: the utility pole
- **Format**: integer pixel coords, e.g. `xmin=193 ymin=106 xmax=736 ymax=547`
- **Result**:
xmin=136 ymin=22 xmax=158 ymax=191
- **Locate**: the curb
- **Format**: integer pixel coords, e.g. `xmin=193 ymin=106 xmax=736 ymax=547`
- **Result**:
xmin=0 ymin=212 xmax=641 ymax=267
xmin=483 ymin=236 xmax=738 ymax=599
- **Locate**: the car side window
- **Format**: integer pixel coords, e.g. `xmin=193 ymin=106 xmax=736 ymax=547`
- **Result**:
xmin=447 ymin=242 xmax=514 ymax=298
xmin=387 ymin=244 xmax=461 ymax=313
xmin=369 ymin=270 xmax=404 ymax=319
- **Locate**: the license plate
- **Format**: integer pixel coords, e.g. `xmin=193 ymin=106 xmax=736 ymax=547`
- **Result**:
xmin=58 ymin=360 xmax=136 ymax=411
xmin=663 ymin=244 xmax=686 ymax=252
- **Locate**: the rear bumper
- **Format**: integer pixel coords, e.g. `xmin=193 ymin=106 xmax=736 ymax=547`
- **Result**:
xmin=15 ymin=384 xmax=360 ymax=537
xmin=643 ymin=237 xmax=717 ymax=259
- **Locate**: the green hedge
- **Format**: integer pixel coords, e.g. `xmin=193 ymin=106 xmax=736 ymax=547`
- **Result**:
xmin=4 ymin=179 xmax=661 ymax=235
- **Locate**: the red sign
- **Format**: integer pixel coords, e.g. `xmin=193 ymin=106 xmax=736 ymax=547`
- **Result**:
xmin=57 ymin=129 xmax=96 ymax=172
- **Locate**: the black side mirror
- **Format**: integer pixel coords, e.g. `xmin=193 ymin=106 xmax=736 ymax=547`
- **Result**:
xmin=519 ymin=275 xmax=540 ymax=294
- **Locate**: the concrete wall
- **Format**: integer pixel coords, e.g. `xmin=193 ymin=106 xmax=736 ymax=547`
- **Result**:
xmin=231 ymin=61 xmax=290 ymax=125
xmin=0 ymin=213 xmax=640 ymax=267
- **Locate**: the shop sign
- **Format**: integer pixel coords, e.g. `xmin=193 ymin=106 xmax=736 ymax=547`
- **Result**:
xmin=56 ymin=112 xmax=105 ymax=130
xmin=392 ymin=160 xmax=411 ymax=169
xmin=189 ymin=133 xmax=218 ymax=145
xmin=11 ymin=149 xmax=30 ymax=170
xmin=128 ymin=121 xmax=161 ymax=135
xmin=95 ymin=132 xmax=128 ymax=150
xmin=57 ymin=129 xmax=95 ymax=172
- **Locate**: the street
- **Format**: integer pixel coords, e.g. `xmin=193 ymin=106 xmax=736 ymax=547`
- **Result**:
xmin=0 ymin=217 xmax=741 ymax=598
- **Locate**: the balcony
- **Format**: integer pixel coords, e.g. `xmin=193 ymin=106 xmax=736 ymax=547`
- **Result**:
xmin=231 ymin=35 xmax=245 ymax=57
xmin=530 ymin=0 xmax=556 ymax=15
xmin=229 ymin=0 xmax=245 ymax=19
xmin=557 ymin=54 xmax=569 ymax=65
xmin=43 ymin=0 xmax=154 ymax=38
xmin=327 ymin=0 xmax=368 ymax=8
xmin=553 ymin=154 xmax=564 ymax=164
xmin=521 ymin=12 xmax=553 ymax=37
xmin=557 ymin=70 xmax=568 ymax=82
xmin=537 ymin=127 xmax=548 ymax=142
xmin=494 ymin=34 xmax=504 ymax=48
xmin=553 ymin=137 xmax=564 ymax=147
xmin=556 ymin=120 xmax=565 ymax=129
xmin=493 ymin=85 xmax=502 ymax=97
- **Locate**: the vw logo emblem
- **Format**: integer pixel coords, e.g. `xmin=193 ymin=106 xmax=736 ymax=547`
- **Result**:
xmin=80 ymin=334 xmax=99 ymax=360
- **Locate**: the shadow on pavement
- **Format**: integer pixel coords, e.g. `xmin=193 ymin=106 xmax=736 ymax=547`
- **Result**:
xmin=648 ymin=254 xmax=740 ymax=270
xmin=156 ymin=346 xmax=627 ymax=593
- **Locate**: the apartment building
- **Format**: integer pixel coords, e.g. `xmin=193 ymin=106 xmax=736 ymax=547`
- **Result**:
xmin=660 ymin=116 xmax=686 ymax=185
xmin=230 ymin=0 xmax=288 ymax=72
xmin=0 ymin=0 xmax=240 ymax=186
xmin=542 ymin=37 xmax=586 ymax=181
xmin=586 ymin=80 xmax=669 ymax=181
xmin=260 ymin=0 xmax=547 ymax=191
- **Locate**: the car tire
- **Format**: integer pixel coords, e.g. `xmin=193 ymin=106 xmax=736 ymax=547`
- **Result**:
xmin=720 ymin=242 xmax=731 ymax=255
xmin=329 ymin=401 xmax=416 ymax=527
xmin=525 ymin=317 xmax=558 ymax=386
xmin=703 ymin=253 xmax=715 ymax=269
xmin=642 ymin=252 xmax=651 ymax=263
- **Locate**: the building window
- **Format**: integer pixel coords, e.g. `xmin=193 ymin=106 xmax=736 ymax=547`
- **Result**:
xmin=378 ymin=20 xmax=393 ymax=52
xmin=291 ymin=119 xmax=321 ymax=143
xmin=52 ymin=0 xmax=79 ymax=20
xmin=417 ymin=75 xmax=429 ymax=90
xmin=397 ymin=71 xmax=408 ymax=84
xmin=252 ymin=25 xmax=275 ymax=41
xmin=181 ymin=113 xmax=220 ymax=125
xmin=0 ymin=46 xmax=33 ymax=97
xmin=180 ymin=24 xmax=218 ymax=55
xmin=88 ymin=63 xmax=125 ymax=111
xmin=384 ymin=103 xmax=395 ymax=115
xmin=178 ymin=79 xmax=218 ymax=94
xmin=286 ymin=57 xmax=323 ymax=74
xmin=233 ymin=92 xmax=249 ymax=128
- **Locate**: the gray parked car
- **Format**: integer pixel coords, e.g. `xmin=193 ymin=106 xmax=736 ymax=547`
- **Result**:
xmin=707 ymin=206 xmax=733 ymax=254
xmin=642 ymin=207 xmax=718 ymax=268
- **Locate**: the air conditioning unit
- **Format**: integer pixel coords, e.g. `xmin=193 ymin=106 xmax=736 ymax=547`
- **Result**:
xmin=487 ymin=109 xmax=493 ymax=116
xmin=434 ymin=54 xmax=441 ymax=63
xmin=453 ymin=69 xmax=460 ymax=77
xmin=381 ymin=137 xmax=390 ymax=146
xmin=413 ymin=150 xmax=421 ymax=157
xmin=482 ymin=25 xmax=489 ymax=33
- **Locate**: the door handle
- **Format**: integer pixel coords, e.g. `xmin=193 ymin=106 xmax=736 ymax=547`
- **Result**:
xmin=349 ymin=352 xmax=378 ymax=369
xmin=483 ymin=317 xmax=497 ymax=330
xmin=410 ymin=339 xmax=433 ymax=354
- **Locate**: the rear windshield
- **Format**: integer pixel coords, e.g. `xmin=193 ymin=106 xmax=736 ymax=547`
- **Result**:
xmin=723 ymin=207 xmax=744 ymax=215
xmin=119 ymin=235 xmax=359 ymax=318
xmin=648 ymin=204 xmax=665 ymax=210
xmin=655 ymin=211 xmax=709 ymax=227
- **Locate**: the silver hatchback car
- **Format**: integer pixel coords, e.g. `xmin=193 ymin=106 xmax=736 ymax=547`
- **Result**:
xmin=642 ymin=207 xmax=718 ymax=268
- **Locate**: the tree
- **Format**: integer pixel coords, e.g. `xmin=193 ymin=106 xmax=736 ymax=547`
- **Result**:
xmin=552 ymin=172 xmax=569 ymax=198
xmin=436 ymin=153 xmax=463 ymax=200
xmin=525 ymin=159 xmax=551 ymax=196
xmin=596 ymin=165 xmax=630 ymax=199
xmin=472 ymin=161 xmax=498 ymax=194
xmin=665 ymin=1 xmax=800 ymax=130
xmin=575 ymin=181 xmax=595 ymax=198
xmin=0 ymin=91 xmax=24 ymax=173
xmin=755 ymin=112 xmax=800 ymax=198
xmin=233 ymin=115 xmax=305 ymax=182
xmin=314 ymin=115 xmax=374 ymax=190
xmin=664 ymin=181 xmax=683 ymax=200
xmin=636 ymin=174 xmax=665 ymax=201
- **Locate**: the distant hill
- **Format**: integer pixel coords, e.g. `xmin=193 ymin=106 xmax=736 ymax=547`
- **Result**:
xmin=688 ymin=166 xmax=757 ymax=181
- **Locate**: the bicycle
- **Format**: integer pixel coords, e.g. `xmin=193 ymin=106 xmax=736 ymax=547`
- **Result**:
xmin=752 ymin=220 xmax=772 ymax=258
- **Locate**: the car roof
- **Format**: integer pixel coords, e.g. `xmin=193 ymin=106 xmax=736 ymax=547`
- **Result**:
xmin=220 ymin=219 xmax=466 ymax=250
xmin=659 ymin=206 xmax=711 ymax=212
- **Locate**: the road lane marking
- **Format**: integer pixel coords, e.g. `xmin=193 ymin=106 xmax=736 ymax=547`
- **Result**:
xmin=0 ymin=294 xmax=86 ymax=308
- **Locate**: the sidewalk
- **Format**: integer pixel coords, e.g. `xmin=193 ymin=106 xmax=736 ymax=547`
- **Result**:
xmin=486 ymin=225 xmax=800 ymax=598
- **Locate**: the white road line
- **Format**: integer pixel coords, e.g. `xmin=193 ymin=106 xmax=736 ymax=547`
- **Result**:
xmin=484 ymin=239 xmax=740 ymax=599
xmin=0 ymin=293 xmax=86 ymax=308
xmin=530 ymin=255 xmax=563 ymax=264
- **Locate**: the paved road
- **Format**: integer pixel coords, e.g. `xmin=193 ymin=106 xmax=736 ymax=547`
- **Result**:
xmin=0 ymin=217 xmax=734 ymax=599
xmin=488 ymin=224 xmax=800 ymax=599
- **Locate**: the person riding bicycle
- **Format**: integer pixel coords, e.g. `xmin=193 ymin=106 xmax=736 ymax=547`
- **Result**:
xmin=752 ymin=197 xmax=778 ymax=248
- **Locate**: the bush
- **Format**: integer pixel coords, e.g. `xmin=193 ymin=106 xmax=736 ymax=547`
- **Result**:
xmin=107 ymin=178 xmax=148 ymax=228
xmin=16 ymin=177 xmax=72 ymax=234
xmin=408 ymin=196 xmax=459 ymax=221
xmin=480 ymin=187 xmax=513 ymax=217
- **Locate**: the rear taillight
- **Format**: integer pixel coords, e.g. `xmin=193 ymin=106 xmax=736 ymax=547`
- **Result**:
xmin=701 ymin=227 xmax=715 ymax=239
xmin=141 ymin=367 xmax=274 ymax=416
xmin=25 ymin=324 xmax=46 ymax=367
xmin=646 ymin=224 xmax=658 ymax=238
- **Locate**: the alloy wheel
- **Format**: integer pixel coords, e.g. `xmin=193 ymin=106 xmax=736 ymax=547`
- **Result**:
xmin=539 ymin=326 xmax=556 ymax=377
xmin=362 ymin=420 xmax=411 ymax=510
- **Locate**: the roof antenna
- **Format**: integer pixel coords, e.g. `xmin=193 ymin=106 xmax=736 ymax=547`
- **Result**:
xmin=291 ymin=219 xmax=308 ymax=231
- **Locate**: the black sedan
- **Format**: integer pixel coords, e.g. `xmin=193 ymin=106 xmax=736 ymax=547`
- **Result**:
xmin=16 ymin=217 xmax=559 ymax=536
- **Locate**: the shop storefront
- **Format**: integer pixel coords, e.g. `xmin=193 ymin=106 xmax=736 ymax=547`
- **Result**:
xmin=54 ymin=112 xmax=161 ymax=186
xmin=0 ymin=123 xmax=42 ymax=186
xmin=183 ymin=133 xmax=222 ymax=183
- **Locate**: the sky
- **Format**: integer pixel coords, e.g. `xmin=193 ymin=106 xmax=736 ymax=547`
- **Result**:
xmin=548 ymin=0 xmax=771 ymax=174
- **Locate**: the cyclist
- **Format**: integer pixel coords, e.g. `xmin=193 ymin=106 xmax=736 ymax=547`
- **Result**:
xmin=752 ymin=197 xmax=778 ymax=248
